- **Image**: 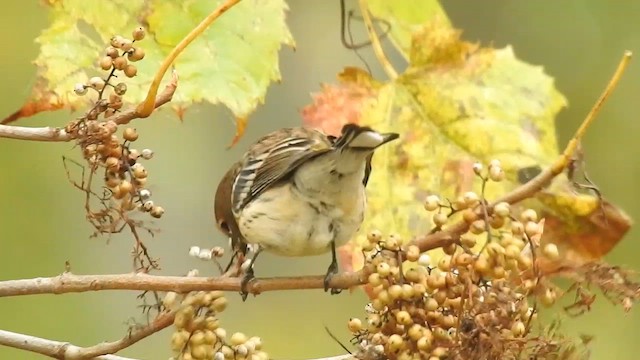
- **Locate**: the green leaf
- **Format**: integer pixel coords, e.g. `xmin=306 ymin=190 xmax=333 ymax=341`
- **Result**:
xmin=5 ymin=0 xmax=294 ymax=123
xmin=365 ymin=0 xmax=449 ymax=60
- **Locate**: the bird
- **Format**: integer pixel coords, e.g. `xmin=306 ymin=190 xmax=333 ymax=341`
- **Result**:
xmin=214 ymin=123 xmax=399 ymax=298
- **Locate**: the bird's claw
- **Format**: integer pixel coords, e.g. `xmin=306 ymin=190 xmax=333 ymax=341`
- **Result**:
xmin=240 ymin=267 xmax=255 ymax=301
xmin=323 ymin=261 xmax=342 ymax=295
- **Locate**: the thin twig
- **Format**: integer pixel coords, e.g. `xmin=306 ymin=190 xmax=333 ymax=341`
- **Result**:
xmin=72 ymin=311 xmax=175 ymax=359
xmin=357 ymin=0 xmax=398 ymax=79
xmin=0 ymin=71 xmax=178 ymax=142
xmin=550 ymin=50 xmax=632 ymax=175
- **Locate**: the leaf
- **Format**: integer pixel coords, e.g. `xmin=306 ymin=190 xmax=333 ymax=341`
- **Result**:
xmin=302 ymin=19 xmax=630 ymax=267
xmin=4 ymin=0 xmax=294 ymax=127
xmin=365 ymin=0 xmax=450 ymax=60
xmin=300 ymin=67 xmax=379 ymax=135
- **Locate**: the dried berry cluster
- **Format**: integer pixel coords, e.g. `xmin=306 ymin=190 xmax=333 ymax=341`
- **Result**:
xmin=64 ymin=27 xmax=164 ymax=239
xmin=165 ymin=272 xmax=268 ymax=360
xmin=348 ymin=160 xmax=578 ymax=360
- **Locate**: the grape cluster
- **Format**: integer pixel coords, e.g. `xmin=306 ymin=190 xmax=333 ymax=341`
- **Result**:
xmin=65 ymin=27 xmax=164 ymax=221
xmin=350 ymin=161 xmax=563 ymax=359
xmin=164 ymin=276 xmax=268 ymax=360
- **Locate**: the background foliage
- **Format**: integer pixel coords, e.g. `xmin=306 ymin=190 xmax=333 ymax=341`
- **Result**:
xmin=0 ymin=1 xmax=639 ymax=359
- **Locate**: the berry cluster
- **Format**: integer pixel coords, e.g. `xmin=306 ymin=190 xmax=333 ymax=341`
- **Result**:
xmin=164 ymin=273 xmax=267 ymax=360
xmin=73 ymin=27 xmax=145 ymax=100
xmin=65 ymin=27 xmax=164 ymax=228
xmin=349 ymin=160 xmax=568 ymax=359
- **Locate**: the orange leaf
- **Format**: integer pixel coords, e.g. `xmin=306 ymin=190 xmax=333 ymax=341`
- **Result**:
xmin=2 ymin=87 xmax=66 ymax=124
xmin=538 ymin=197 xmax=631 ymax=265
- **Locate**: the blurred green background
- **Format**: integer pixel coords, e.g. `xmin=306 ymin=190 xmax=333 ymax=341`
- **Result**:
xmin=1 ymin=1 xmax=639 ymax=359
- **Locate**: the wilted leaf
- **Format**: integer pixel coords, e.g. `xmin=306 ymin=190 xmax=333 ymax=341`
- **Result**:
xmin=302 ymin=18 xmax=630 ymax=266
xmin=4 ymin=0 xmax=294 ymax=129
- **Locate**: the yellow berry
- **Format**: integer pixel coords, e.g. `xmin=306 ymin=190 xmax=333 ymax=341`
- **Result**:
xmin=511 ymin=320 xmax=526 ymax=337
xmin=520 ymin=209 xmax=538 ymax=223
xmin=542 ymin=243 xmax=560 ymax=261
xmin=230 ymin=332 xmax=247 ymax=346
xmin=424 ymin=195 xmax=440 ymax=211
xmin=376 ymin=262 xmax=391 ymax=277
xmin=406 ymin=245 xmax=420 ymax=262
xmin=128 ymin=47 xmax=145 ymax=61
xmin=462 ymin=209 xmax=478 ymax=224
xmin=123 ymin=127 xmax=139 ymax=142
xmin=124 ymin=64 xmax=138 ymax=77
xmin=463 ymin=191 xmax=480 ymax=207
xmin=99 ymin=56 xmax=113 ymax=70
xmin=470 ymin=219 xmax=486 ymax=234
xmin=348 ymin=318 xmax=362 ymax=332
xmin=150 ymin=206 xmax=165 ymax=219
xmin=132 ymin=26 xmax=146 ymax=41
xmin=524 ymin=221 xmax=541 ymax=238
xmin=113 ymin=56 xmax=128 ymax=70
xmin=88 ymin=76 xmax=105 ymax=90
xmin=433 ymin=212 xmax=448 ymax=227
xmin=396 ymin=310 xmax=412 ymax=325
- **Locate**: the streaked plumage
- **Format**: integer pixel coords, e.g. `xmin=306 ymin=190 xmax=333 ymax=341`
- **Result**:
xmin=214 ymin=123 xmax=399 ymax=295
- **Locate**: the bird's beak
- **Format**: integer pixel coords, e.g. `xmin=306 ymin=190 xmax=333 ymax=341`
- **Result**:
xmin=345 ymin=129 xmax=400 ymax=150
xmin=379 ymin=132 xmax=400 ymax=147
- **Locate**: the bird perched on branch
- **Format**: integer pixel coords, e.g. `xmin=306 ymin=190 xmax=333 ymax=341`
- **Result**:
xmin=214 ymin=123 xmax=399 ymax=298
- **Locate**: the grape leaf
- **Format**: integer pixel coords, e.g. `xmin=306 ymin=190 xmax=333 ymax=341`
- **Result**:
xmin=302 ymin=19 xmax=631 ymax=267
xmin=3 ymin=0 xmax=294 ymax=127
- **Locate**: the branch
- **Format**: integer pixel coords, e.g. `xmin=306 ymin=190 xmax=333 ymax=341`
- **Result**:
xmin=0 ymin=329 xmax=134 ymax=359
xmin=0 ymin=71 xmax=178 ymax=142
xmin=0 ymin=272 xmax=362 ymax=297
xmin=0 ymin=311 xmax=172 ymax=360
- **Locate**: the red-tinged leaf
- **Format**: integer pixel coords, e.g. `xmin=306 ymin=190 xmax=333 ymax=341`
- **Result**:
xmin=301 ymin=67 xmax=378 ymax=136
xmin=2 ymin=91 xmax=65 ymax=124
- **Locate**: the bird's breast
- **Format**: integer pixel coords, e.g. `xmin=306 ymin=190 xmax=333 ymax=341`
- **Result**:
xmin=236 ymin=182 xmax=366 ymax=257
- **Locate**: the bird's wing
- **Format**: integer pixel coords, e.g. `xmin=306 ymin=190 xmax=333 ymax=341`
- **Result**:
xmin=231 ymin=128 xmax=333 ymax=214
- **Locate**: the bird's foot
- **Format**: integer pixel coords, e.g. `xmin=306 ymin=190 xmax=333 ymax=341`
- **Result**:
xmin=323 ymin=260 xmax=342 ymax=295
xmin=240 ymin=267 xmax=255 ymax=301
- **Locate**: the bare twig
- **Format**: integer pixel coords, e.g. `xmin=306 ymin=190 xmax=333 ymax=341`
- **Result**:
xmin=0 ymin=71 xmax=178 ymax=142
xmin=72 ymin=311 xmax=174 ymax=359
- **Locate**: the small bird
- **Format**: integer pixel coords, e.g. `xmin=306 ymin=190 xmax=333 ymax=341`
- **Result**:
xmin=214 ymin=123 xmax=399 ymax=297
